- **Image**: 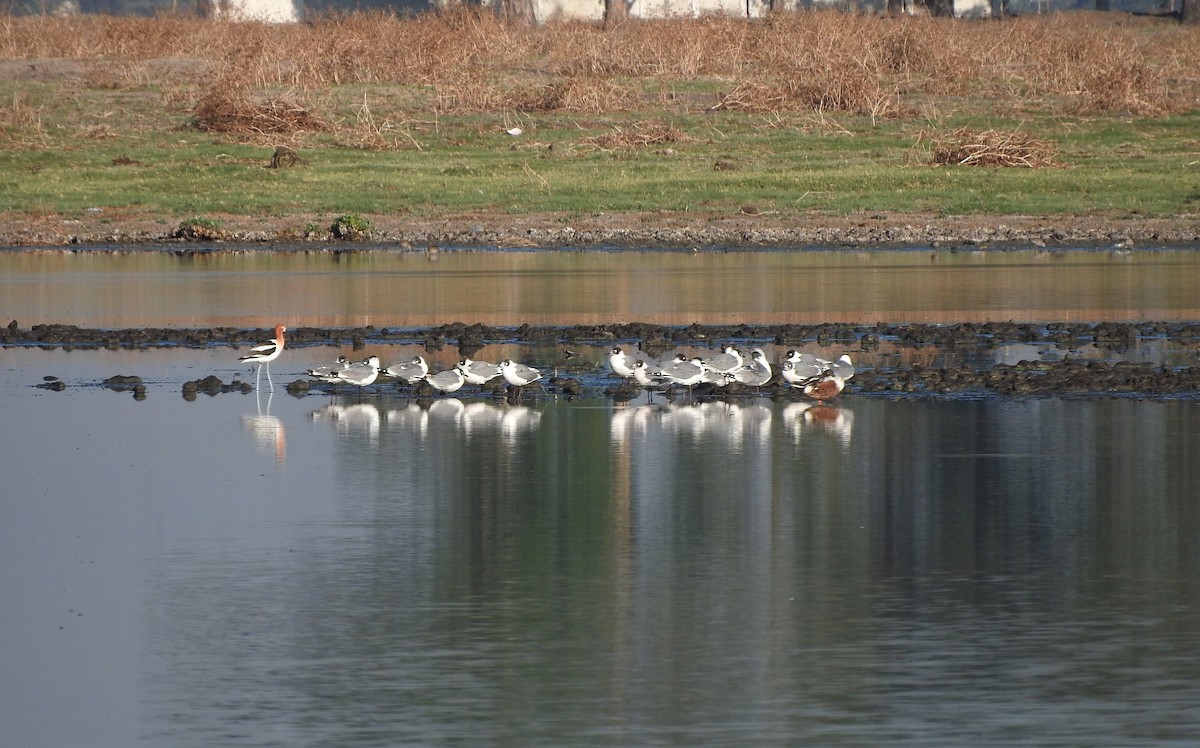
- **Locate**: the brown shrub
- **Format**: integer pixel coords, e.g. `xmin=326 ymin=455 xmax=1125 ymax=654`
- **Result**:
xmin=190 ymin=86 xmax=329 ymax=135
xmin=927 ymin=127 xmax=1059 ymax=168
xmin=508 ymin=75 xmax=635 ymax=113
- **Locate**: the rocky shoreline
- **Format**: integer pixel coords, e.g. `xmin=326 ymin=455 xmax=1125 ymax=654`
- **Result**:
xmin=10 ymin=320 xmax=1200 ymax=399
xmin=3 ymin=212 xmax=1199 ymax=250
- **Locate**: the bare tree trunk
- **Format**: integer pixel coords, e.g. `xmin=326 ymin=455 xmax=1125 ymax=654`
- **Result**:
xmin=1183 ymin=0 xmax=1200 ymax=23
xmin=496 ymin=0 xmax=537 ymax=26
xmin=604 ymin=0 xmax=630 ymax=29
xmin=886 ymin=0 xmax=905 ymax=14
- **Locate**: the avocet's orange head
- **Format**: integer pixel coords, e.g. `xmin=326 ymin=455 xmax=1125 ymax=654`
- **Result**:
xmin=275 ymin=324 xmax=287 ymax=338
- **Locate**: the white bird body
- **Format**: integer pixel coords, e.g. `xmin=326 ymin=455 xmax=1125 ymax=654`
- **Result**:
xmin=733 ymin=348 xmax=772 ymax=388
xmin=702 ymin=345 xmax=743 ymax=375
xmin=499 ymin=360 xmax=543 ymax=388
xmin=782 ymin=350 xmax=826 ymax=383
xmin=608 ymin=347 xmax=637 ymax=378
xmin=307 ymin=355 xmax=349 ymax=382
xmin=631 ymin=360 xmax=669 ymax=399
xmin=457 ymin=358 xmax=502 ymax=385
xmin=386 ymin=355 xmax=429 ymax=384
xmin=338 ymin=355 xmax=381 ymax=390
xmin=425 ymin=368 xmax=467 ymax=394
xmin=658 ymin=357 xmax=706 ymax=387
xmin=784 ymin=353 xmax=854 ymax=402
xmin=240 ymin=324 xmax=286 ymax=391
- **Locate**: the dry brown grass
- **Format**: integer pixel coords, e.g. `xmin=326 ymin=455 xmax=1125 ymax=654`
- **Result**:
xmin=190 ymin=84 xmax=329 ymax=137
xmin=1 ymin=11 xmax=1197 ymax=119
xmin=0 ymin=93 xmax=48 ymax=149
xmin=577 ymin=120 xmax=697 ymax=150
xmin=509 ymin=74 xmax=635 ymax=113
xmin=926 ymin=126 xmax=1060 ymax=168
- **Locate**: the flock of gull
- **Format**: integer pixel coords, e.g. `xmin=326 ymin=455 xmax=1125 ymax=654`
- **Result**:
xmin=607 ymin=345 xmax=855 ymax=402
xmin=238 ymin=323 xmax=856 ymax=402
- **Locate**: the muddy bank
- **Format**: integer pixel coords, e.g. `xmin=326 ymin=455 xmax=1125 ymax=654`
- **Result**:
xmin=9 ymin=320 xmax=1200 ymax=351
xmin=3 ymin=211 xmax=1198 ymax=250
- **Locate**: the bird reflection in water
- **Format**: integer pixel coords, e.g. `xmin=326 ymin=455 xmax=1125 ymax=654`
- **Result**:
xmin=241 ymin=389 xmax=286 ymax=465
xmin=310 ymin=400 xmax=382 ymax=442
xmin=309 ymin=399 xmax=542 ymax=442
xmin=611 ymin=400 xmax=774 ymax=452
xmin=783 ymin=402 xmax=853 ymax=448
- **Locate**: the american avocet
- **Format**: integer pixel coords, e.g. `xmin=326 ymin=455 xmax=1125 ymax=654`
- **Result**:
xmin=424 ymin=367 xmax=466 ymax=395
xmin=607 ymin=346 xmax=637 ymax=378
xmin=498 ymin=360 xmax=543 ymax=400
xmin=386 ymin=355 xmax=429 ymax=384
xmin=338 ymin=355 xmax=381 ymax=397
xmin=239 ymin=324 xmax=286 ymax=392
xmin=456 ymin=357 xmax=502 ymax=386
xmin=733 ymin=348 xmax=772 ymax=389
xmin=307 ymin=355 xmax=349 ymax=383
xmin=802 ymin=373 xmax=847 ymax=402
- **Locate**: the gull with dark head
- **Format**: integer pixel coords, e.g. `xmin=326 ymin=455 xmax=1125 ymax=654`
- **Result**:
xmin=499 ymin=360 xmax=543 ymax=400
xmin=457 ymin=357 xmax=502 ymax=386
xmin=607 ymin=346 xmax=637 ymax=379
xmin=733 ymin=348 xmax=772 ymax=390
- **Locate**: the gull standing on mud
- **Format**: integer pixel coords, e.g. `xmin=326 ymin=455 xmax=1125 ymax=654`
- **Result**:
xmin=424 ymin=367 xmax=467 ymax=395
xmin=499 ymin=360 xmax=543 ymax=400
xmin=631 ymin=360 xmax=668 ymax=400
xmin=338 ymin=355 xmax=381 ymax=397
xmin=240 ymin=324 xmax=286 ymax=392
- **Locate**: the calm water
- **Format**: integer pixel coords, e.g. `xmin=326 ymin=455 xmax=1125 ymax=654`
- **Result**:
xmin=3 ymin=247 xmax=1200 ymax=746
xmin=2 ymin=351 xmax=1200 ymax=746
xmin=3 ymin=246 xmax=1200 ymax=326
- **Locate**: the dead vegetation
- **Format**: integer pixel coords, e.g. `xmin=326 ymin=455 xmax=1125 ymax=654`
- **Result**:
xmin=925 ymin=127 xmax=1060 ymax=168
xmin=0 ymin=10 xmax=1196 ymax=156
xmin=577 ymin=121 xmax=696 ymax=150
xmin=189 ymin=85 xmax=328 ymax=137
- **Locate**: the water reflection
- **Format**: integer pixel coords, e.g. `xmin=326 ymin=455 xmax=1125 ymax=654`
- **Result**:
xmin=5 ymin=248 xmax=1200 ymax=327
xmin=784 ymin=401 xmax=854 ymax=447
xmin=240 ymin=390 xmax=286 ymax=465
xmin=4 ymin=378 xmax=1200 ymax=746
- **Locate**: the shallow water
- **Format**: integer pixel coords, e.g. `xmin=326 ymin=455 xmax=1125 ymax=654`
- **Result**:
xmin=4 ymin=246 xmax=1200 ymax=746
xmin=3 ymin=246 xmax=1200 ymax=327
xmin=2 ymin=352 xmax=1200 ymax=746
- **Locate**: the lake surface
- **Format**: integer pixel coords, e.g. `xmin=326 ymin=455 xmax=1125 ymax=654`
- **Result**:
xmin=3 ymin=247 xmax=1200 ymax=746
xmin=3 ymin=246 xmax=1200 ymax=327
